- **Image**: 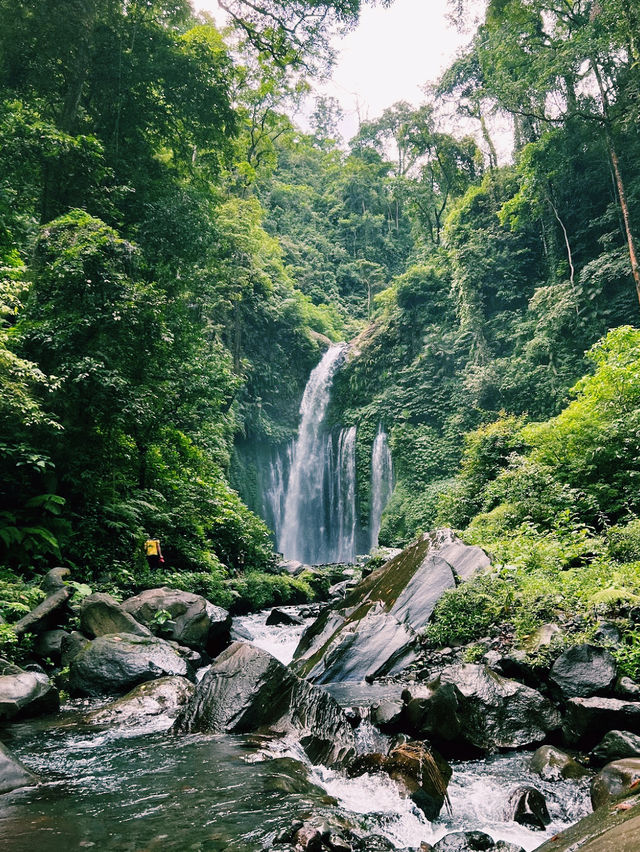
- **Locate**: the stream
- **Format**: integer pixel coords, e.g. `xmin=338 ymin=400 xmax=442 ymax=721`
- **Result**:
xmin=0 ymin=608 xmax=591 ymax=852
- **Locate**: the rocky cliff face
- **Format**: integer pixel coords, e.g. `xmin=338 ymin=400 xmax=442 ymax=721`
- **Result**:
xmin=291 ymin=529 xmax=490 ymax=684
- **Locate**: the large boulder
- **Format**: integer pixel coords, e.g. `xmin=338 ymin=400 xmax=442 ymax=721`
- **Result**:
xmin=82 ymin=676 xmax=195 ymax=727
xmin=292 ymin=530 xmax=490 ymax=684
xmin=0 ymin=670 xmax=59 ymax=722
xmin=550 ymin=645 xmax=617 ymax=698
xmin=173 ymin=642 xmax=355 ymax=768
xmin=122 ymin=587 xmax=230 ymax=655
xmin=0 ymin=742 xmax=37 ymax=794
xmin=404 ymin=664 xmax=560 ymax=753
xmin=563 ymin=696 xmax=640 ymax=749
xmin=530 ymin=745 xmax=589 ymax=781
xmin=531 ymin=792 xmax=640 ymax=851
xmin=80 ymin=593 xmax=151 ymax=638
xmin=591 ymin=759 xmax=640 ymax=809
xmin=591 ymin=730 xmax=640 ymax=765
xmin=69 ymin=633 xmax=189 ymax=696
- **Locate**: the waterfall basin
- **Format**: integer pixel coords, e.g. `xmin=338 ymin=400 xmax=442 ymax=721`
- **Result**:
xmin=0 ymin=608 xmax=591 ymax=852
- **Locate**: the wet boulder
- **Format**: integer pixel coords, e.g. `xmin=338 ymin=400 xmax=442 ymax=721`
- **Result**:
xmin=371 ymin=698 xmax=404 ymax=732
xmin=590 ymin=759 xmax=640 ymax=809
xmin=550 ymin=645 xmax=617 ymax=698
xmin=292 ymin=530 xmax=490 ymax=684
xmin=266 ymin=608 xmax=304 ymax=627
xmin=0 ymin=670 xmax=59 ymax=722
xmin=82 ymin=676 xmax=194 ymax=728
xmin=404 ymin=664 xmax=560 ymax=754
xmin=122 ymin=587 xmax=230 ymax=655
xmin=563 ymin=696 xmax=640 ymax=749
xmin=173 ymin=641 xmax=355 ymax=768
xmin=348 ymin=741 xmax=452 ymax=821
xmin=80 ymin=593 xmax=151 ymax=638
xmin=0 ymin=741 xmax=37 ymax=794
xmin=530 ymin=745 xmax=589 ymax=781
xmin=504 ymin=785 xmax=550 ymax=830
xmin=591 ymin=731 xmax=640 ymax=765
xmin=432 ymin=833 xmax=523 ymax=852
xmin=532 ymin=792 xmax=640 ymax=852
xmin=69 ymin=633 xmax=189 ymax=696
xmin=615 ymin=676 xmax=640 ymax=699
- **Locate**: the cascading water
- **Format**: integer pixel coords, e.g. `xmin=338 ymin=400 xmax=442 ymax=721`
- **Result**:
xmin=277 ymin=344 xmax=359 ymax=564
xmin=370 ymin=425 xmax=394 ymax=550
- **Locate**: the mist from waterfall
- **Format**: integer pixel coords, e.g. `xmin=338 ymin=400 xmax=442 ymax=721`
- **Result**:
xmin=370 ymin=425 xmax=394 ymax=550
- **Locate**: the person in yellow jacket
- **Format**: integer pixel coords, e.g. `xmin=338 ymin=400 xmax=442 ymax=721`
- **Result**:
xmin=144 ymin=537 xmax=163 ymax=570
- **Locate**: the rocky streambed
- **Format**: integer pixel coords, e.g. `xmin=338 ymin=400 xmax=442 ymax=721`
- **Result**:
xmin=1 ymin=533 xmax=640 ymax=851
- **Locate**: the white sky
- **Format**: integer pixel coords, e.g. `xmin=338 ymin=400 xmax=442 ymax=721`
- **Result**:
xmin=191 ymin=0 xmax=477 ymax=139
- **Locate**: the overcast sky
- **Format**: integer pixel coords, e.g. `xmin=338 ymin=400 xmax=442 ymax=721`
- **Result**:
xmin=191 ymin=0 xmax=477 ymax=139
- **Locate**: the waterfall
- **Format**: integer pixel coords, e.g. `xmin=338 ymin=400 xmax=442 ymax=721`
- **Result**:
xmin=277 ymin=344 xmax=359 ymax=564
xmin=263 ymin=443 xmax=293 ymax=544
xmin=370 ymin=425 xmax=394 ymax=550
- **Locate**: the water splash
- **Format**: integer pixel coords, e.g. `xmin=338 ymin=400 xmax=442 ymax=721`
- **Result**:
xmin=370 ymin=425 xmax=394 ymax=549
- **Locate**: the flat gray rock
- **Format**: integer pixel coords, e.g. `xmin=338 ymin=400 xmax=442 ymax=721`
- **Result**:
xmin=69 ymin=633 xmax=188 ymax=696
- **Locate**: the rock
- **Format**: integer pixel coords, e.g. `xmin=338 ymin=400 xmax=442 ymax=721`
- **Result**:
xmin=550 ymin=645 xmax=617 ymax=698
xmin=615 ymin=676 xmax=640 ymax=698
xmin=563 ymin=696 xmax=640 ymax=749
xmin=279 ymin=559 xmax=307 ymax=576
xmin=34 ymin=629 xmax=68 ymax=664
xmin=230 ymin=621 xmax=253 ymax=642
xmin=404 ymin=664 xmax=560 ymax=753
xmin=292 ymin=530 xmax=490 ymax=684
xmin=40 ymin=567 xmax=70 ymax=593
xmin=505 ymin=785 xmax=551 ymax=829
xmin=530 ymin=745 xmax=589 ymax=781
xmin=69 ymin=633 xmax=189 ymax=696
xmin=594 ymin=622 xmax=621 ymax=645
xmin=60 ymin=631 xmax=90 ymax=667
xmin=349 ymin=740 xmax=452 ymax=820
xmin=266 ymin=608 xmax=304 ymax=627
xmin=292 ymin=824 xmax=322 ymax=850
xmin=12 ymin=587 xmax=71 ymax=637
xmin=591 ymin=759 xmax=640 ymax=809
xmin=0 ymin=670 xmax=59 ymax=722
xmin=82 ymin=676 xmax=195 ymax=727
xmin=0 ymin=741 xmax=37 ymax=793
xmin=80 ymin=593 xmax=151 ymax=638
xmin=122 ymin=587 xmax=231 ymax=655
xmin=591 ymin=731 xmax=640 ymax=765
xmin=371 ymin=699 xmax=404 ymax=732
xmin=522 ymin=623 xmax=561 ymax=653
xmin=0 ymin=659 xmax=23 ymax=676
xmin=432 ymin=832 xmax=523 ymax=852
xmin=172 ymin=642 xmax=355 ymax=768
xmin=532 ymin=792 xmax=640 ymax=851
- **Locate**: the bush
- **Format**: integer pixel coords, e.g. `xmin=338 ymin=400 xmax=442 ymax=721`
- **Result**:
xmin=229 ymin=572 xmax=314 ymax=614
xmin=423 ymin=572 xmax=514 ymax=646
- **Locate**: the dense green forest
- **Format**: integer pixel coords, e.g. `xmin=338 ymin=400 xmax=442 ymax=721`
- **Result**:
xmin=1 ymin=0 xmax=640 ymax=663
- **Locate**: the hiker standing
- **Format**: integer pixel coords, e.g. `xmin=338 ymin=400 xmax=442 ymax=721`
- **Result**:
xmin=144 ymin=537 xmax=163 ymax=570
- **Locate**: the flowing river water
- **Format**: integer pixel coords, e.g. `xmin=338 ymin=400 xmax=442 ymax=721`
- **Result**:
xmin=0 ymin=609 xmax=590 ymax=852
